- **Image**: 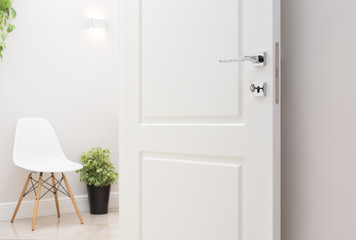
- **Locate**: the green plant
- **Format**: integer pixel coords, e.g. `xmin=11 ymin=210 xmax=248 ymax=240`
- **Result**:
xmin=0 ymin=0 xmax=16 ymax=59
xmin=76 ymin=147 xmax=119 ymax=187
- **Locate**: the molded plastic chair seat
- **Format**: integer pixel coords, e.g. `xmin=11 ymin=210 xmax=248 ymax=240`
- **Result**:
xmin=14 ymin=158 xmax=83 ymax=173
xmin=13 ymin=118 xmax=83 ymax=173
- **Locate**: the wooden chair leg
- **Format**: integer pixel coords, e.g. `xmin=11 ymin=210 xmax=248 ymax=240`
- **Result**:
xmin=62 ymin=173 xmax=84 ymax=224
xmin=32 ymin=172 xmax=43 ymax=231
xmin=51 ymin=173 xmax=60 ymax=217
xmin=11 ymin=173 xmax=32 ymax=223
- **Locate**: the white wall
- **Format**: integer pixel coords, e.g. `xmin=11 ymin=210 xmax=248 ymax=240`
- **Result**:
xmin=0 ymin=0 xmax=119 ymax=218
xmin=282 ymin=1 xmax=356 ymax=239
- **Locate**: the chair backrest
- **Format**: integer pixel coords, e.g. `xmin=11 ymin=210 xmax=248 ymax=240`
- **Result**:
xmin=13 ymin=118 xmax=66 ymax=167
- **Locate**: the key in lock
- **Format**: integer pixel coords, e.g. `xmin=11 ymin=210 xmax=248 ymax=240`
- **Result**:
xmin=250 ymin=82 xmax=266 ymax=97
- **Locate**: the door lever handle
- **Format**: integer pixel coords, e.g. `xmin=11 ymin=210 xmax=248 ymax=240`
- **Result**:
xmin=219 ymin=52 xmax=266 ymax=66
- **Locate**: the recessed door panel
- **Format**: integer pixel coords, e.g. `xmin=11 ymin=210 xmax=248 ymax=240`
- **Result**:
xmin=141 ymin=156 xmax=242 ymax=240
xmin=141 ymin=0 xmax=242 ymax=122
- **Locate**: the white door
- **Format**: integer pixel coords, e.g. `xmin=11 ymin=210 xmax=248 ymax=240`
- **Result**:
xmin=119 ymin=0 xmax=280 ymax=239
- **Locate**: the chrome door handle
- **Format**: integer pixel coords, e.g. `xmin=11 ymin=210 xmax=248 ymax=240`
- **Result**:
xmin=219 ymin=52 xmax=266 ymax=66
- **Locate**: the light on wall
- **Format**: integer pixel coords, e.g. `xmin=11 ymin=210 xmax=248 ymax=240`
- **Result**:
xmin=88 ymin=18 xmax=107 ymax=31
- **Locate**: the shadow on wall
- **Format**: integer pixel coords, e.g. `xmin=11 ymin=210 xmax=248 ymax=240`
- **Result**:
xmin=282 ymin=1 xmax=356 ymax=240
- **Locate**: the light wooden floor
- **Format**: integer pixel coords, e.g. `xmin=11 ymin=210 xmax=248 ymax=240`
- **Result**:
xmin=0 ymin=209 xmax=119 ymax=240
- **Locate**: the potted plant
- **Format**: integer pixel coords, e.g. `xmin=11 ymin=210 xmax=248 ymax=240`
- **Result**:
xmin=0 ymin=0 xmax=16 ymax=59
xmin=76 ymin=147 xmax=118 ymax=214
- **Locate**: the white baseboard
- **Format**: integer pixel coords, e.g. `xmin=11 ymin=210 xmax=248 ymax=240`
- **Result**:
xmin=0 ymin=192 xmax=119 ymax=222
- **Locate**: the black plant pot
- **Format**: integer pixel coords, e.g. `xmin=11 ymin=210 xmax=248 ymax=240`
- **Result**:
xmin=87 ymin=185 xmax=111 ymax=214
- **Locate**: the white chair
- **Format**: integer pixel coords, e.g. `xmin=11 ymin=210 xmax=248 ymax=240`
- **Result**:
xmin=11 ymin=118 xmax=84 ymax=231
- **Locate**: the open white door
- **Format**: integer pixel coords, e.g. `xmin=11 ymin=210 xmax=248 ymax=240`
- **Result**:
xmin=119 ymin=0 xmax=280 ymax=239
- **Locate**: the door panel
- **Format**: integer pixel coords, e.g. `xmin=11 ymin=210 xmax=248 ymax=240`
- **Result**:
xmin=120 ymin=0 xmax=280 ymax=239
xmin=141 ymin=0 xmax=242 ymax=121
xmin=141 ymin=154 xmax=242 ymax=240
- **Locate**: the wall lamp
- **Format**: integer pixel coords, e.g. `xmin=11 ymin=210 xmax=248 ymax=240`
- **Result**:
xmin=88 ymin=18 xmax=107 ymax=31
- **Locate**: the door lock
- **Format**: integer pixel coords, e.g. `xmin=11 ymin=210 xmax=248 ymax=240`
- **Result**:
xmin=250 ymin=82 xmax=266 ymax=97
